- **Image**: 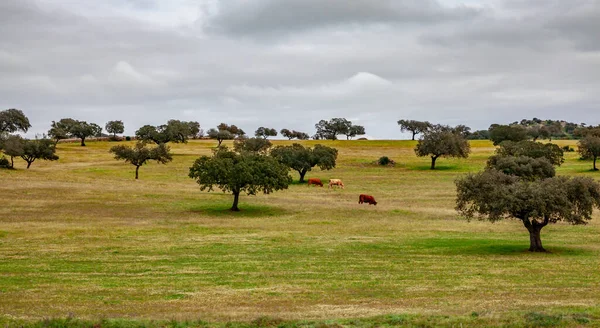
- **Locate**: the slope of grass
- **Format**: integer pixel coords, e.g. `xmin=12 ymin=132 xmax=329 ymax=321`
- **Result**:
xmin=1 ymin=139 xmax=599 ymax=325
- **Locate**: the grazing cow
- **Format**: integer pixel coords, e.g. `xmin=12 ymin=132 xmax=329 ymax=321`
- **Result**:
xmin=359 ymin=194 xmax=377 ymax=205
xmin=328 ymin=179 xmax=344 ymax=189
xmin=307 ymin=178 xmax=323 ymax=187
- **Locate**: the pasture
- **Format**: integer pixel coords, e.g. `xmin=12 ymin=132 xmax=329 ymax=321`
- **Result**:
xmin=1 ymin=139 xmax=599 ymax=327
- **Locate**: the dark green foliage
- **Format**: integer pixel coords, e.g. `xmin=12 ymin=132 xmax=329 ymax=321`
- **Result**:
xmin=397 ymin=119 xmax=432 ymax=140
xmin=578 ymin=136 xmax=600 ymax=171
xmin=315 ymin=118 xmax=365 ymax=140
xmin=524 ymin=312 xmax=563 ymax=327
xmin=271 ymin=143 xmax=338 ymax=182
xmin=125 ymin=136 xmax=131 ymax=141
xmin=487 ymin=155 xmax=555 ymax=181
xmin=526 ymin=125 xmax=551 ymax=141
xmin=488 ymin=124 xmax=528 ymax=145
xmin=207 ymin=123 xmax=245 ymax=146
xmin=50 ymin=118 xmax=102 ymax=146
xmin=233 ymin=137 xmax=272 ymax=154
xmin=414 ymin=125 xmax=470 ymax=170
xmin=280 ymin=129 xmax=309 ymax=140
xmin=20 ymin=138 xmax=59 ymax=169
xmin=496 ymin=141 xmax=564 ymax=166
xmin=466 ymin=130 xmax=490 ymax=140
xmin=105 ymin=120 xmax=125 ymax=138
xmin=135 ymin=120 xmax=199 ymax=144
xmin=187 ymin=121 xmax=202 ymax=139
xmin=188 ymin=147 xmax=292 ymax=211
xmin=254 ymin=127 xmax=277 ymax=139
xmin=377 ymin=156 xmax=394 ymax=166
xmin=109 ymin=142 xmax=172 ymax=179
xmin=1 ymin=135 xmax=25 ymax=168
xmin=574 ymin=126 xmax=600 ymax=139
xmin=0 ymin=156 xmax=9 ymax=168
xmin=456 ymin=170 xmax=600 ymax=252
xmin=0 ymin=108 xmax=31 ymax=134
xmin=561 ymin=145 xmax=575 ymax=152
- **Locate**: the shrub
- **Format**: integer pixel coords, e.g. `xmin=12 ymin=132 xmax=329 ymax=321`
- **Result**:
xmin=378 ymin=156 xmax=395 ymax=166
xmin=0 ymin=156 xmax=9 ymax=168
xmin=125 ymin=136 xmax=131 ymax=141
xmin=562 ymin=145 xmax=575 ymax=152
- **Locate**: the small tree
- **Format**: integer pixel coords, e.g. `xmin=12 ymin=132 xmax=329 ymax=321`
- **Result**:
xmin=0 ymin=108 xmax=31 ymax=135
xmin=1 ymin=135 xmax=25 ymax=168
xmin=234 ymin=137 xmax=272 ymax=154
xmin=495 ymin=141 xmax=564 ymax=166
xmin=488 ymin=124 xmax=528 ymax=145
xmin=109 ymin=142 xmax=172 ymax=179
xmin=189 ymin=147 xmax=292 ymax=211
xmin=105 ymin=120 xmax=125 ymax=139
xmin=456 ymin=170 xmax=600 ymax=252
xmin=255 ymin=127 xmax=278 ymax=139
xmin=346 ymin=125 xmax=366 ymax=140
xmin=135 ymin=120 xmax=198 ymax=144
xmin=207 ymin=128 xmax=234 ymax=146
xmin=397 ymin=119 xmax=432 ymax=140
xmin=20 ymin=138 xmax=59 ymax=169
xmin=578 ymin=136 xmax=600 ymax=171
xmin=271 ymin=143 xmax=338 ymax=182
xmin=48 ymin=120 xmax=73 ymax=145
xmin=187 ymin=121 xmax=202 ymax=139
xmin=281 ymin=129 xmax=309 ymax=140
xmin=415 ymin=125 xmax=470 ymax=170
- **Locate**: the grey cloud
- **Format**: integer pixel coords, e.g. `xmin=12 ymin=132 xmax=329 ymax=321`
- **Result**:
xmin=206 ymin=0 xmax=480 ymax=37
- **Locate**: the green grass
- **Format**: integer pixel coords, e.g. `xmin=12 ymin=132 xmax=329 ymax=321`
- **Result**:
xmin=1 ymin=139 xmax=600 ymax=326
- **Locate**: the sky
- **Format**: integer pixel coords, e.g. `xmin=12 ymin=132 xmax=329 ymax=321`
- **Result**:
xmin=1 ymin=0 xmax=599 ymax=139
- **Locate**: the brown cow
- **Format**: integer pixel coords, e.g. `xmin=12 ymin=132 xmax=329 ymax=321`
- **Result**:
xmin=307 ymin=178 xmax=323 ymax=187
xmin=328 ymin=179 xmax=344 ymax=189
xmin=359 ymin=194 xmax=377 ymax=205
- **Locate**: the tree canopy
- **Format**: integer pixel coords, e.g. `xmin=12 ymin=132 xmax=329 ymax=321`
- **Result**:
xmin=486 ymin=155 xmax=555 ymax=181
xmin=456 ymin=170 xmax=600 ymax=252
xmin=578 ymin=135 xmax=600 ymax=171
xmin=270 ymin=143 xmax=338 ymax=182
xmin=135 ymin=120 xmax=200 ymax=144
xmin=255 ymin=127 xmax=278 ymax=139
xmin=189 ymin=147 xmax=292 ymax=211
xmin=397 ymin=119 xmax=432 ymax=140
xmin=16 ymin=138 xmax=59 ymax=169
xmin=109 ymin=142 xmax=172 ymax=179
xmin=314 ymin=118 xmax=365 ymax=140
xmin=0 ymin=108 xmax=31 ymax=135
xmin=233 ymin=137 xmax=272 ymax=154
xmin=280 ymin=129 xmax=309 ymax=140
xmin=49 ymin=118 xmax=102 ymax=146
xmin=414 ymin=125 xmax=470 ymax=169
xmin=1 ymin=135 xmax=25 ymax=168
xmin=489 ymin=124 xmax=528 ymax=145
xmin=105 ymin=120 xmax=125 ymax=138
xmin=495 ymin=141 xmax=564 ymax=166
xmin=207 ymin=123 xmax=245 ymax=146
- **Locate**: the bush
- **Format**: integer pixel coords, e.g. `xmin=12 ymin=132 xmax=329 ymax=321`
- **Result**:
xmin=378 ymin=156 xmax=395 ymax=166
xmin=125 ymin=136 xmax=131 ymax=141
xmin=562 ymin=145 xmax=575 ymax=152
xmin=0 ymin=156 xmax=9 ymax=168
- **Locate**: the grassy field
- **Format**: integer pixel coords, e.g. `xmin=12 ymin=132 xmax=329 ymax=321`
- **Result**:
xmin=1 ymin=139 xmax=599 ymax=327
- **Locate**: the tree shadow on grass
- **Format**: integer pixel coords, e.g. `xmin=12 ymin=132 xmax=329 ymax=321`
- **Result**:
xmin=409 ymin=165 xmax=460 ymax=171
xmin=413 ymin=237 xmax=595 ymax=256
xmin=186 ymin=203 xmax=289 ymax=218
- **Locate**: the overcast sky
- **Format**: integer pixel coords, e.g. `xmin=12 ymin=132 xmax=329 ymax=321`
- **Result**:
xmin=1 ymin=0 xmax=599 ymax=139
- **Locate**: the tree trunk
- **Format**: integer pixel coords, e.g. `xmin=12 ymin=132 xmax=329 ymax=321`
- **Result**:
xmin=231 ymin=191 xmax=240 ymax=212
xmin=594 ymin=156 xmax=598 ymax=171
xmin=81 ymin=138 xmax=86 ymax=147
xmin=412 ymin=131 xmax=416 ymax=141
xmin=430 ymin=156 xmax=438 ymax=170
xmin=218 ymin=139 xmax=223 ymax=146
xmin=299 ymin=169 xmax=307 ymax=183
xmin=135 ymin=166 xmax=140 ymax=179
xmin=528 ymin=227 xmax=546 ymax=252
xmin=523 ymin=218 xmax=548 ymax=252
xmin=10 ymin=156 xmax=14 ymax=169
xmin=26 ymin=160 xmax=32 ymax=169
